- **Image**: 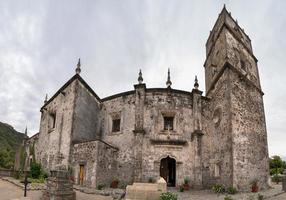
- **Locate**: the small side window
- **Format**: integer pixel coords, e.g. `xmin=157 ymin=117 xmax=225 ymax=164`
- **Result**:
xmin=112 ymin=119 xmax=121 ymax=132
xmin=240 ymin=59 xmax=246 ymax=71
xmin=48 ymin=112 xmax=56 ymax=131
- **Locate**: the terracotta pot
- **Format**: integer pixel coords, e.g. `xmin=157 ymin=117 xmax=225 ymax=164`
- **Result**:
xmin=183 ymin=184 xmax=190 ymax=191
xmin=251 ymin=185 xmax=258 ymax=193
xmin=69 ymin=176 xmax=75 ymax=183
xmin=110 ymin=180 xmax=119 ymax=188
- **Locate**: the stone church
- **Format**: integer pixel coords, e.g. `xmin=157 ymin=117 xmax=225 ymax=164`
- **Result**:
xmin=26 ymin=6 xmax=269 ymax=191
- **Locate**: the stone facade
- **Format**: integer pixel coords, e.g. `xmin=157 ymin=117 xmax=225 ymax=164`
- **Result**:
xmin=27 ymin=6 xmax=269 ymax=191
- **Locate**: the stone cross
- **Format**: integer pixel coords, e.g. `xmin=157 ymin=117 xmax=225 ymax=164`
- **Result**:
xmin=20 ymin=171 xmax=31 ymax=197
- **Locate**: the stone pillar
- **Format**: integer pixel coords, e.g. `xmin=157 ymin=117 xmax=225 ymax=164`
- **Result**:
xmin=42 ymin=170 xmax=76 ymax=200
xmin=133 ymin=83 xmax=146 ymax=182
xmin=283 ymin=170 xmax=286 ymax=192
xmin=192 ymin=88 xmax=204 ymax=189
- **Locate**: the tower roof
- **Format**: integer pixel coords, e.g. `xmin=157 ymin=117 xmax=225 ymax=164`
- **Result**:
xmin=206 ymin=5 xmax=253 ymax=56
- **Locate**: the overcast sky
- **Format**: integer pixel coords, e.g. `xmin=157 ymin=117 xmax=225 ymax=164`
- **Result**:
xmin=0 ymin=0 xmax=285 ymax=158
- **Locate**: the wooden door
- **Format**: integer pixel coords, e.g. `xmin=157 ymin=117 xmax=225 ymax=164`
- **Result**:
xmin=79 ymin=165 xmax=85 ymax=185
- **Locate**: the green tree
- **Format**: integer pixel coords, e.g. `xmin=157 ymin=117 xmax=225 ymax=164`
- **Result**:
xmin=269 ymin=155 xmax=286 ymax=176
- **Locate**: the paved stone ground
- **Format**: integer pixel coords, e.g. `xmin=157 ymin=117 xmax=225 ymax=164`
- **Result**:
xmin=169 ymin=183 xmax=286 ymax=200
xmin=0 ymin=179 xmax=112 ymax=200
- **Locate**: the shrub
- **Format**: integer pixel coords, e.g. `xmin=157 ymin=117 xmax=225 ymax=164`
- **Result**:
xmin=97 ymin=184 xmax=105 ymax=190
xmin=160 ymin=192 xmax=178 ymax=200
xmin=257 ymin=193 xmax=264 ymax=200
xmin=184 ymin=177 xmax=190 ymax=185
xmin=212 ymin=184 xmax=225 ymax=194
xmin=226 ymin=186 xmax=237 ymax=194
xmin=224 ymin=195 xmax=233 ymax=200
xmin=148 ymin=177 xmax=155 ymax=183
xmin=179 ymin=185 xmax=184 ymax=192
xmin=30 ymin=162 xmax=42 ymax=179
xmin=271 ymin=174 xmax=282 ymax=183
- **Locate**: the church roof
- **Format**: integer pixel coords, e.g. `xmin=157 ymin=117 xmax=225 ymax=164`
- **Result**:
xmin=41 ymin=74 xmax=101 ymax=110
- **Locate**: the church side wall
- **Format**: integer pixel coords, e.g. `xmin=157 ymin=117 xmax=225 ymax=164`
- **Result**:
xmin=101 ymin=94 xmax=136 ymax=185
xmin=36 ymin=80 xmax=76 ymax=170
xmin=72 ymin=80 xmax=101 ymax=143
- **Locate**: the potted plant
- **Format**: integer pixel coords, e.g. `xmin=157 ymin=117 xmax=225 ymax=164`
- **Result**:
xmin=110 ymin=178 xmax=119 ymax=188
xmin=250 ymin=179 xmax=259 ymax=193
xmin=182 ymin=177 xmax=190 ymax=191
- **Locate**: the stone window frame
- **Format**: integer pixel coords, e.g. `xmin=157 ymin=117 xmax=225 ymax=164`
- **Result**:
xmin=109 ymin=112 xmax=122 ymax=134
xmin=48 ymin=111 xmax=57 ymax=133
xmin=161 ymin=111 xmax=176 ymax=132
xmin=213 ymin=107 xmax=222 ymax=127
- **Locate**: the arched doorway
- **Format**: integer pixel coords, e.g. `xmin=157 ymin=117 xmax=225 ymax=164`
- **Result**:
xmin=160 ymin=156 xmax=176 ymax=187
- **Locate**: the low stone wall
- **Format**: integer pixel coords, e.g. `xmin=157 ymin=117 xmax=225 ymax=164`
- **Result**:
xmin=125 ymin=178 xmax=167 ymax=200
xmin=0 ymin=169 xmax=14 ymax=177
xmin=42 ymin=170 xmax=76 ymax=200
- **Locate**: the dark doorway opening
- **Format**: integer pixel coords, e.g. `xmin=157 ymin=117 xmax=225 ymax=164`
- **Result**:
xmin=160 ymin=156 xmax=176 ymax=187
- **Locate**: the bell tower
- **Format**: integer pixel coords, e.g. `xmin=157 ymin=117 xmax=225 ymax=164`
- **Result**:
xmin=204 ymin=6 xmax=269 ymax=190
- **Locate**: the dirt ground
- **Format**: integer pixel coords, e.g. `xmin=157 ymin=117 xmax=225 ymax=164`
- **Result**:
xmin=0 ymin=179 xmax=112 ymax=200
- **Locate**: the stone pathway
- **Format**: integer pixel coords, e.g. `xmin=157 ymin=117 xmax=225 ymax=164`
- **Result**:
xmin=169 ymin=183 xmax=285 ymax=200
xmin=0 ymin=178 xmax=112 ymax=200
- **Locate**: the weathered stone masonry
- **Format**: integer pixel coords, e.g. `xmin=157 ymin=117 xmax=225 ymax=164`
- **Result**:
xmin=27 ymin=6 xmax=269 ymax=191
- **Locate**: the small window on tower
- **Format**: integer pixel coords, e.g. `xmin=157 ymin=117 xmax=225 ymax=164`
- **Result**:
xmin=240 ymin=59 xmax=246 ymax=71
xmin=112 ymin=119 xmax=121 ymax=132
xmin=164 ymin=117 xmax=174 ymax=131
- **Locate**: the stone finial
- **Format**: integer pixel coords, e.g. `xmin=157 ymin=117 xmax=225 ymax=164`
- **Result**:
xmin=194 ymin=75 xmax=199 ymax=89
xmin=44 ymin=94 xmax=48 ymax=104
xmin=138 ymin=69 xmax=143 ymax=84
xmin=75 ymin=58 xmax=81 ymax=74
xmin=24 ymin=126 xmax=27 ymax=135
xmin=166 ymin=68 xmax=172 ymax=88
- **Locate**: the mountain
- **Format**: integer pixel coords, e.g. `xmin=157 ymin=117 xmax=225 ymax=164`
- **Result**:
xmin=0 ymin=121 xmax=27 ymax=169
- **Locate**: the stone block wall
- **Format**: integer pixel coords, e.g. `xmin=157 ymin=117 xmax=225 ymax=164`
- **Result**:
xmin=72 ymin=140 xmax=118 ymax=188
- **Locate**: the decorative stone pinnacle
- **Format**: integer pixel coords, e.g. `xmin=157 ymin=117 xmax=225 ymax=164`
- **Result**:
xmin=194 ymin=75 xmax=199 ymax=89
xmin=25 ymin=126 xmax=27 ymax=135
xmin=138 ymin=69 xmax=143 ymax=84
xmin=75 ymin=58 xmax=81 ymax=74
xmin=166 ymin=68 xmax=172 ymax=88
xmin=44 ymin=94 xmax=48 ymax=103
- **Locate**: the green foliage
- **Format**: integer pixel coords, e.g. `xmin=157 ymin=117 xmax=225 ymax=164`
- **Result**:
xmin=160 ymin=192 xmax=177 ymax=200
xmin=148 ymin=177 xmax=155 ymax=183
xmin=0 ymin=122 xmax=26 ymax=169
xmin=271 ymin=174 xmax=282 ymax=183
xmin=184 ymin=177 xmax=190 ymax=185
xmin=0 ymin=148 xmax=14 ymax=169
xmin=224 ymin=195 xmax=234 ymax=200
xmin=179 ymin=185 xmax=184 ymax=192
xmin=28 ymin=177 xmax=45 ymax=183
xmin=269 ymin=156 xmax=286 ymax=176
xmin=30 ymin=162 xmax=42 ymax=179
xmin=226 ymin=186 xmax=238 ymax=194
xmin=257 ymin=193 xmax=264 ymax=200
xmin=97 ymin=184 xmax=105 ymax=190
xmin=212 ymin=184 xmax=226 ymax=194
